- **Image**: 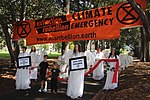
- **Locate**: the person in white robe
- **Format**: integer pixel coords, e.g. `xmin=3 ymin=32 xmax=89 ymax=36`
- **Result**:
xmin=119 ymin=53 xmax=129 ymax=70
xmin=103 ymin=49 xmax=120 ymax=90
xmin=67 ymin=44 xmax=85 ymax=99
xmin=119 ymin=46 xmax=133 ymax=70
xmin=92 ymin=47 xmax=104 ymax=80
xmin=38 ymin=48 xmax=47 ymax=62
xmin=61 ymin=48 xmax=73 ymax=78
xmin=102 ymin=48 xmax=111 ymax=59
xmin=63 ymin=48 xmax=73 ymax=66
xmin=127 ymin=55 xmax=133 ymax=65
xmin=15 ymin=46 xmax=31 ymax=90
xmin=57 ymin=55 xmax=68 ymax=79
xmin=84 ymin=49 xmax=95 ymax=73
xmin=29 ymin=46 xmax=39 ymax=82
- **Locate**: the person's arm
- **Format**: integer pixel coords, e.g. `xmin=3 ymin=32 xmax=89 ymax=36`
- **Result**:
xmin=59 ymin=66 xmax=68 ymax=75
xmin=45 ymin=68 xmax=50 ymax=78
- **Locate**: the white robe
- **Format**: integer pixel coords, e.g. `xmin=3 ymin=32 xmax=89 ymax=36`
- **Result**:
xmin=128 ymin=55 xmax=133 ymax=64
xmin=29 ymin=52 xmax=39 ymax=80
xmin=102 ymin=49 xmax=111 ymax=58
xmin=15 ymin=52 xmax=31 ymax=90
xmin=57 ymin=55 xmax=68 ymax=78
xmin=92 ymin=52 xmax=104 ymax=80
xmin=84 ymin=50 xmax=95 ymax=73
xmin=58 ymin=49 xmax=73 ymax=78
xmin=119 ymin=53 xmax=133 ymax=70
xmin=103 ymin=56 xmax=119 ymax=90
xmin=67 ymin=52 xmax=85 ymax=99
xmin=38 ymin=49 xmax=47 ymax=63
xmin=63 ymin=49 xmax=73 ymax=66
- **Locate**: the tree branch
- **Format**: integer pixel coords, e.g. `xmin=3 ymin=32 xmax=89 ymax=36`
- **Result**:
xmin=128 ymin=0 xmax=150 ymax=36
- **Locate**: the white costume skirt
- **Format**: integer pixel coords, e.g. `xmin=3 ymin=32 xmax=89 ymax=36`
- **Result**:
xmin=103 ymin=70 xmax=118 ymax=90
xmin=15 ymin=68 xmax=31 ymax=90
xmin=59 ymin=64 xmax=68 ymax=78
xmin=67 ymin=70 xmax=84 ymax=99
xmin=30 ymin=68 xmax=38 ymax=80
xmin=93 ymin=62 xmax=104 ymax=80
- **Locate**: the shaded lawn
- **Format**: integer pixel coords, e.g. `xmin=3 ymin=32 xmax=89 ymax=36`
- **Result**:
xmin=0 ymin=52 xmax=10 ymax=59
xmin=0 ymin=51 xmax=60 ymax=59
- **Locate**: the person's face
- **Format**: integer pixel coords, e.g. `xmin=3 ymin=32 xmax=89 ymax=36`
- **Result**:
xmin=31 ymin=46 xmax=35 ymax=50
xmin=112 ymin=50 xmax=115 ymax=55
xmin=44 ymin=56 xmax=47 ymax=61
xmin=97 ymin=48 xmax=101 ymax=52
xmin=22 ymin=48 xmax=26 ymax=52
xmin=53 ymin=65 xmax=57 ymax=69
xmin=75 ymin=45 xmax=79 ymax=52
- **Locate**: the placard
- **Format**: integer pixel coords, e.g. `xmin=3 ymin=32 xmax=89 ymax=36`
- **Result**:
xmin=17 ymin=56 xmax=31 ymax=68
xmin=69 ymin=56 xmax=87 ymax=71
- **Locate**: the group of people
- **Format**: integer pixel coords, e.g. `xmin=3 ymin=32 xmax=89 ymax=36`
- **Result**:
xmin=56 ymin=44 xmax=121 ymax=99
xmin=15 ymin=46 xmax=45 ymax=92
xmin=15 ymin=44 xmax=133 ymax=99
xmin=15 ymin=46 xmax=67 ymax=95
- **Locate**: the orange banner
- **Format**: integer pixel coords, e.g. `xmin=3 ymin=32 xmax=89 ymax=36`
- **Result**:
xmin=13 ymin=0 xmax=146 ymax=45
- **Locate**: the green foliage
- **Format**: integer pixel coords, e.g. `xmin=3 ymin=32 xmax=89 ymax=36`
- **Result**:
xmin=120 ymin=27 xmax=141 ymax=49
xmin=48 ymin=52 xmax=61 ymax=59
xmin=69 ymin=42 xmax=74 ymax=50
xmin=43 ymin=44 xmax=49 ymax=50
xmin=19 ymin=39 xmax=25 ymax=47
xmin=0 ymin=52 xmax=10 ymax=59
xmin=54 ymin=43 xmax=62 ymax=52
xmin=0 ymin=0 xmax=149 ymax=60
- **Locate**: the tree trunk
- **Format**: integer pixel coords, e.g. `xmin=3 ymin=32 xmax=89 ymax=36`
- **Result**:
xmin=61 ymin=0 xmax=70 ymax=55
xmin=140 ymin=27 xmax=144 ymax=61
xmin=95 ymin=40 xmax=98 ymax=50
xmin=128 ymin=0 xmax=150 ymax=61
xmin=0 ymin=19 xmax=16 ymax=66
xmin=13 ymin=0 xmax=26 ymax=60
xmin=13 ymin=41 xmax=20 ymax=60
xmin=9 ymin=1 xmax=19 ymax=62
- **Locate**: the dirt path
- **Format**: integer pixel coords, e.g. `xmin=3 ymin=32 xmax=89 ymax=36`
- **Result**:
xmin=0 ymin=62 xmax=150 ymax=100
xmin=0 ymin=76 xmax=104 ymax=100
xmin=93 ymin=62 xmax=150 ymax=100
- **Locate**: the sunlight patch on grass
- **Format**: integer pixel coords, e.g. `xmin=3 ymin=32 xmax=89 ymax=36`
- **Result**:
xmin=84 ymin=81 xmax=100 ymax=85
xmin=48 ymin=52 xmax=61 ymax=58
xmin=0 ymin=52 xmax=10 ymax=59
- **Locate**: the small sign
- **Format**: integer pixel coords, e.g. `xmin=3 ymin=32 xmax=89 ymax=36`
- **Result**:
xmin=69 ymin=56 xmax=87 ymax=71
xmin=17 ymin=56 xmax=31 ymax=68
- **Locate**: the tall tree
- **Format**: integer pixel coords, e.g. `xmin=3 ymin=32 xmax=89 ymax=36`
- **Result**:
xmin=61 ymin=0 xmax=70 ymax=55
xmin=128 ymin=0 xmax=150 ymax=61
xmin=0 ymin=0 xmax=64 ymax=66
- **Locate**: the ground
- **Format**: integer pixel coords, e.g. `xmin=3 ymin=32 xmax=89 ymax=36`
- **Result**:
xmin=93 ymin=62 xmax=150 ymax=100
xmin=0 ymin=60 xmax=150 ymax=100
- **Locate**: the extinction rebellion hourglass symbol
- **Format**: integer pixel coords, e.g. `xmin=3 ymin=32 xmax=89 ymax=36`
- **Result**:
xmin=116 ymin=3 xmax=140 ymax=25
xmin=17 ymin=21 xmax=31 ymax=38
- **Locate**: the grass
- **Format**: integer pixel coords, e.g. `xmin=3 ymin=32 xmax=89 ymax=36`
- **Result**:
xmin=0 ymin=51 xmax=61 ymax=59
xmin=0 ymin=51 xmax=10 ymax=59
xmin=48 ymin=52 xmax=61 ymax=59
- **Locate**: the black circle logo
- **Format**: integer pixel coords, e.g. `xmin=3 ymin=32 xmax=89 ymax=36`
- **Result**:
xmin=17 ymin=21 xmax=31 ymax=38
xmin=116 ymin=3 xmax=139 ymax=25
